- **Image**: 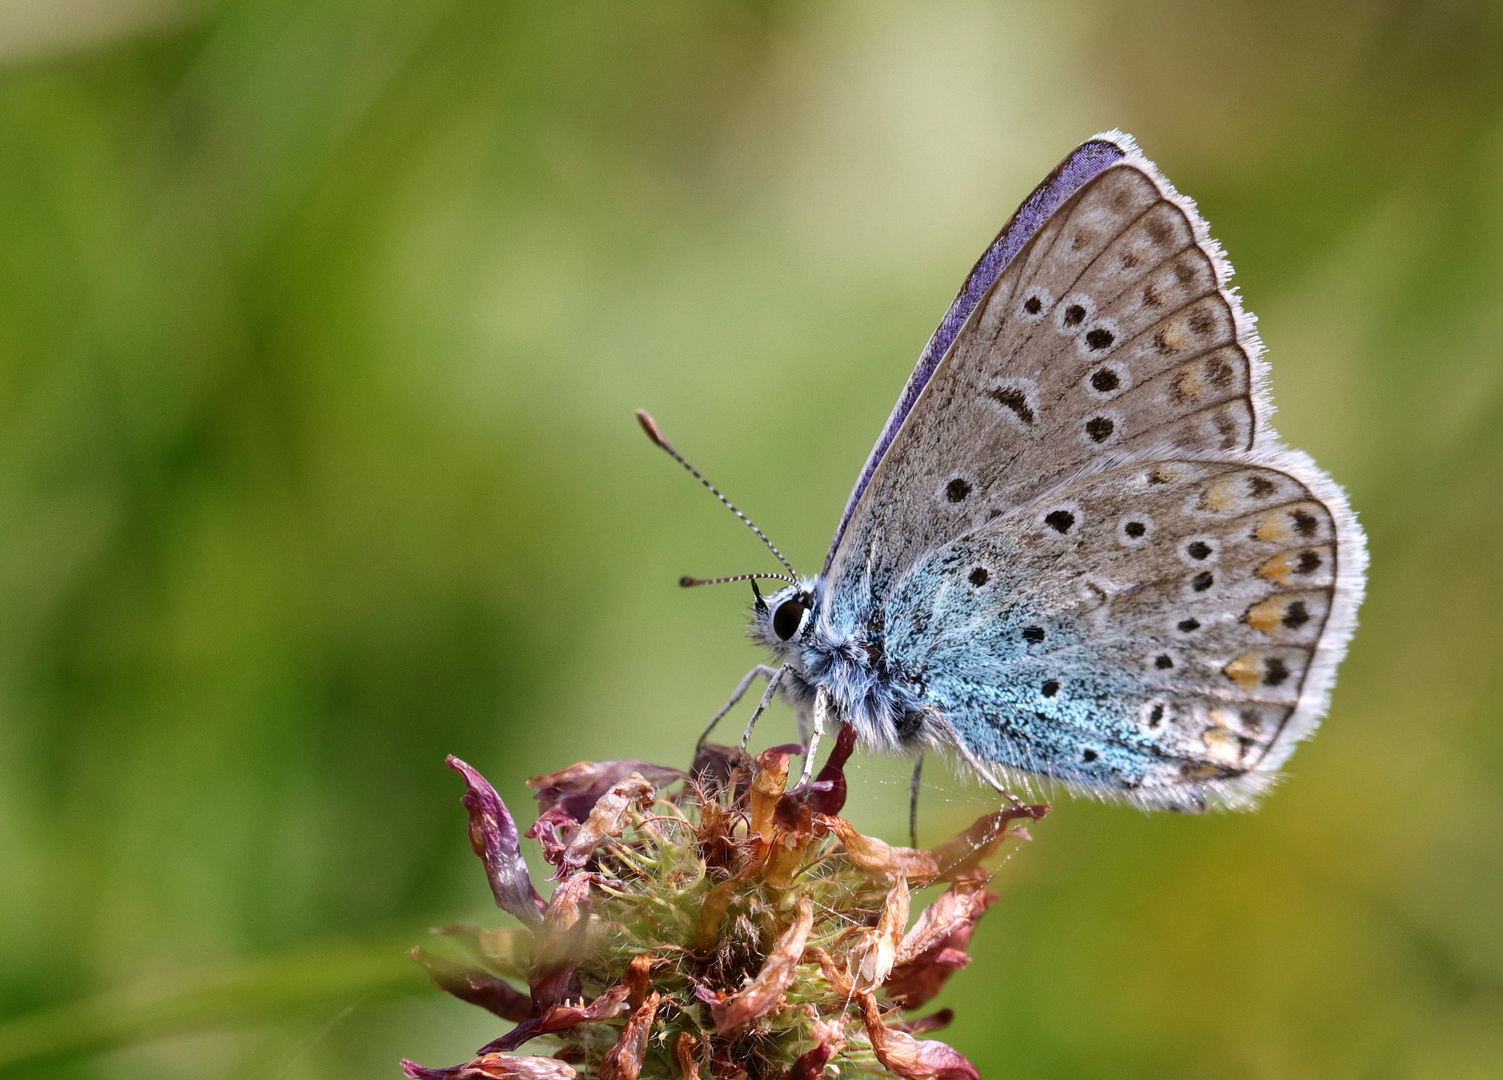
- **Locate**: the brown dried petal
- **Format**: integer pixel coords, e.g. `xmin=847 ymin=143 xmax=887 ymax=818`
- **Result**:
xmin=447 ymin=756 xmax=545 ymax=928
xmin=893 ymin=879 xmax=996 ymax=966
xmin=749 ymin=745 xmax=799 ymax=842
xmin=599 ymin=991 xmax=661 ymax=1080
xmin=882 ymin=948 xmax=970 ymax=1012
xmin=856 ymin=992 xmax=981 ymax=1080
xmin=555 ymin=772 xmax=656 ymax=873
xmin=805 ymin=946 xmax=853 ymax=998
xmin=623 ymin=954 xmax=655 ymax=1008
xmin=411 ymin=947 xmax=533 ymax=1022
xmin=710 ymin=896 xmax=815 ymax=1031
xmin=525 ymin=805 xmax=578 ymax=871
xmin=401 ymin=1054 xmax=577 ymax=1080
xmin=528 ymin=760 xmax=686 ymax=821
xmin=674 ymin=1033 xmax=703 ymax=1080
xmin=529 ymin=873 xmax=594 ymax=1009
xmin=806 ymin=1009 xmax=850 ymax=1054
xmin=927 ymin=804 xmax=1047 ymax=881
xmin=853 ymin=879 xmax=910 ymax=990
xmin=823 ymin=816 xmax=939 ymax=883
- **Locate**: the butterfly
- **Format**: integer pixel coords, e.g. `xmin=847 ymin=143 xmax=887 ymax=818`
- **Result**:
xmin=639 ymin=131 xmax=1366 ymax=815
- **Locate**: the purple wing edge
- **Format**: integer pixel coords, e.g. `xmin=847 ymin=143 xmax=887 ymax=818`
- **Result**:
xmin=822 ymin=131 xmax=1134 ymax=574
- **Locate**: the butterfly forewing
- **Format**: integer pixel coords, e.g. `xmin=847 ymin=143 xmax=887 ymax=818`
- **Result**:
xmin=882 ymin=457 xmax=1354 ymax=808
xmin=823 ymin=143 xmax=1262 ymax=622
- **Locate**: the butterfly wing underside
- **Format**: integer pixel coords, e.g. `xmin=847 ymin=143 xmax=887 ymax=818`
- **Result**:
xmin=822 ymin=131 xmax=1365 ymax=806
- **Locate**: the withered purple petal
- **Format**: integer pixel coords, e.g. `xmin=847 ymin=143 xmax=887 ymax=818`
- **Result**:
xmin=525 ymin=804 xmax=577 ymax=870
xmin=410 ymin=947 xmax=533 ymax=1022
xmin=402 ymin=1055 xmax=578 ymax=1079
xmin=528 ymin=760 xmax=686 ymax=821
xmin=785 ymin=1043 xmax=834 ymax=1080
xmin=808 ymin=722 xmax=856 ymax=815
xmin=447 ymin=756 xmax=545 ymax=928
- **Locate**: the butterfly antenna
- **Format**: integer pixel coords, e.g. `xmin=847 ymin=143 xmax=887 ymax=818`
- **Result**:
xmin=636 ymin=409 xmax=799 ymax=580
xmin=679 ymin=572 xmax=798 ymax=588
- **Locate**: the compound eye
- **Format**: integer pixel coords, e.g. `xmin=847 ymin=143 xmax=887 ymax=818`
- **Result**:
xmin=773 ymin=598 xmax=806 ymax=641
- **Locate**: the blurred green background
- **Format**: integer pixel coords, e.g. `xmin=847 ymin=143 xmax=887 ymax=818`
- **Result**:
xmin=0 ymin=1 xmax=1500 ymax=1077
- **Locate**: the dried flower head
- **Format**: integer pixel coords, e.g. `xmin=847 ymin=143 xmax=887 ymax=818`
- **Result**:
xmin=402 ymin=727 xmax=1046 ymax=1080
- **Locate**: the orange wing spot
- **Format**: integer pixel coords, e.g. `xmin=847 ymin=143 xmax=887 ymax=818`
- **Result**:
xmin=1244 ymin=598 xmax=1284 ymax=634
xmin=1176 ymin=369 xmax=1206 ymax=401
xmin=1159 ymin=321 xmax=1191 ymax=353
xmin=1201 ymin=726 xmax=1243 ymax=764
xmin=1253 ymin=514 xmax=1292 ymax=542
xmin=1199 ymin=478 xmax=1239 ymax=512
xmin=1257 ymin=553 xmax=1294 ymax=586
xmin=1223 ymin=653 xmax=1262 ymax=689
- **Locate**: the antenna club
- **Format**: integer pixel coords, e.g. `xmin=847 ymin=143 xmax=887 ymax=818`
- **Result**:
xmin=635 ymin=409 xmax=669 ymax=449
xmin=678 ymin=575 xmax=696 ymax=588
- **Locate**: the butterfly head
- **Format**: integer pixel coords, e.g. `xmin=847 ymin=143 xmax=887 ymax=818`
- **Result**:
xmin=750 ymin=577 xmax=821 ymax=651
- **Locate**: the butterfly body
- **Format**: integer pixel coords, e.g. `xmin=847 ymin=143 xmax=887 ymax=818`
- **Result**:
xmin=735 ymin=131 xmax=1365 ymax=811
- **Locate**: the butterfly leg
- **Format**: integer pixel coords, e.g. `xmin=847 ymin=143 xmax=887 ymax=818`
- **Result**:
xmin=930 ymin=711 xmax=1026 ymax=810
xmin=908 ymin=753 xmax=924 ymax=849
xmin=739 ymin=663 xmax=790 ymax=751
xmin=698 ymin=664 xmax=780 ymax=751
xmin=795 ymin=685 xmax=830 ymax=788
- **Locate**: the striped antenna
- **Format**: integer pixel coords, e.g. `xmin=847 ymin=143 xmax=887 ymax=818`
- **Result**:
xmin=679 ymin=572 xmax=797 ymax=589
xmin=636 ymin=409 xmax=799 ymax=580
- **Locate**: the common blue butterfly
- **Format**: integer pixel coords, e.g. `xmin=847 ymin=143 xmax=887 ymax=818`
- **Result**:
xmin=641 ymin=131 xmax=1367 ymax=814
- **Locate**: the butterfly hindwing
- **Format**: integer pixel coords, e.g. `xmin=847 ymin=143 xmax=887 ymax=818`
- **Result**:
xmin=882 ymin=455 xmax=1363 ymax=808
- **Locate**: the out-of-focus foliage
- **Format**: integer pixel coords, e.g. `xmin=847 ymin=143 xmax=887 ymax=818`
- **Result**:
xmin=0 ymin=1 xmax=1498 ymax=1078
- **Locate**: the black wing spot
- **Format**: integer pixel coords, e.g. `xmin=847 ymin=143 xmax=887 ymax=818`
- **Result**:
xmin=1044 ymin=509 xmax=1075 ymax=533
xmin=1248 ymin=475 xmax=1277 ymax=498
xmin=1085 ymin=416 xmax=1115 ymax=442
xmin=968 ymin=566 xmax=989 ymax=587
xmin=1264 ymin=657 xmax=1290 ymax=686
xmin=1204 ymin=356 xmax=1234 ymax=387
xmin=1023 ymin=294 xmax=1043 ymax=315
xmin=1191 ymin=571 xmax=1214 ymax=592
xmin=1185 ymin=540 xmax=1213 ymax=560
xmin=1064 ymin=303 xmax=1087 ymax=326
xmin=1148 ymin=703 xmax=1165 ymax=727
xmin=1296 ymin=551 xmax=1322 ymax=574
xmin=1154 ymin=654 xmax=1174 ymax=670
xmin=1082 ymin=749 xmax=1098 ymax=763
xmin=1282 ymin=600 xmax=1310 ymax=629
xmin=1022 ymin=626 xmax=1046 ymax=645
xmin=1041 ymin=679 xmax=1059 ymax=697
xmin=1178 ymin=618 xmax=1200 ymax=632
xmin=1090 ymin=368 xmax=1120 ymax=393
xmin=1085 ymin=327 xmax=1115 ymax=350
xmin=1124 ymin=520 xmax=1146 ymax=538
xmin=1188 ymin=308 xmax=1216 ymax=335
xmin=988 ymin=386 xmax=1035 ymax=426
xmin=946 ymin=477 xmax=972 ymax=503
xmin=1291 ymin=510 xmax=1319 ymax=537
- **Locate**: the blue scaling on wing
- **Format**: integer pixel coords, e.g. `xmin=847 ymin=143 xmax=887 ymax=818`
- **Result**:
xmin=822 ymin=136 xmax=1129 ymax=574
xmin=882 ymin=521 xmax=1166 ymax=797
xmin=877 ymin=456 xmax=1359 ymax=809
